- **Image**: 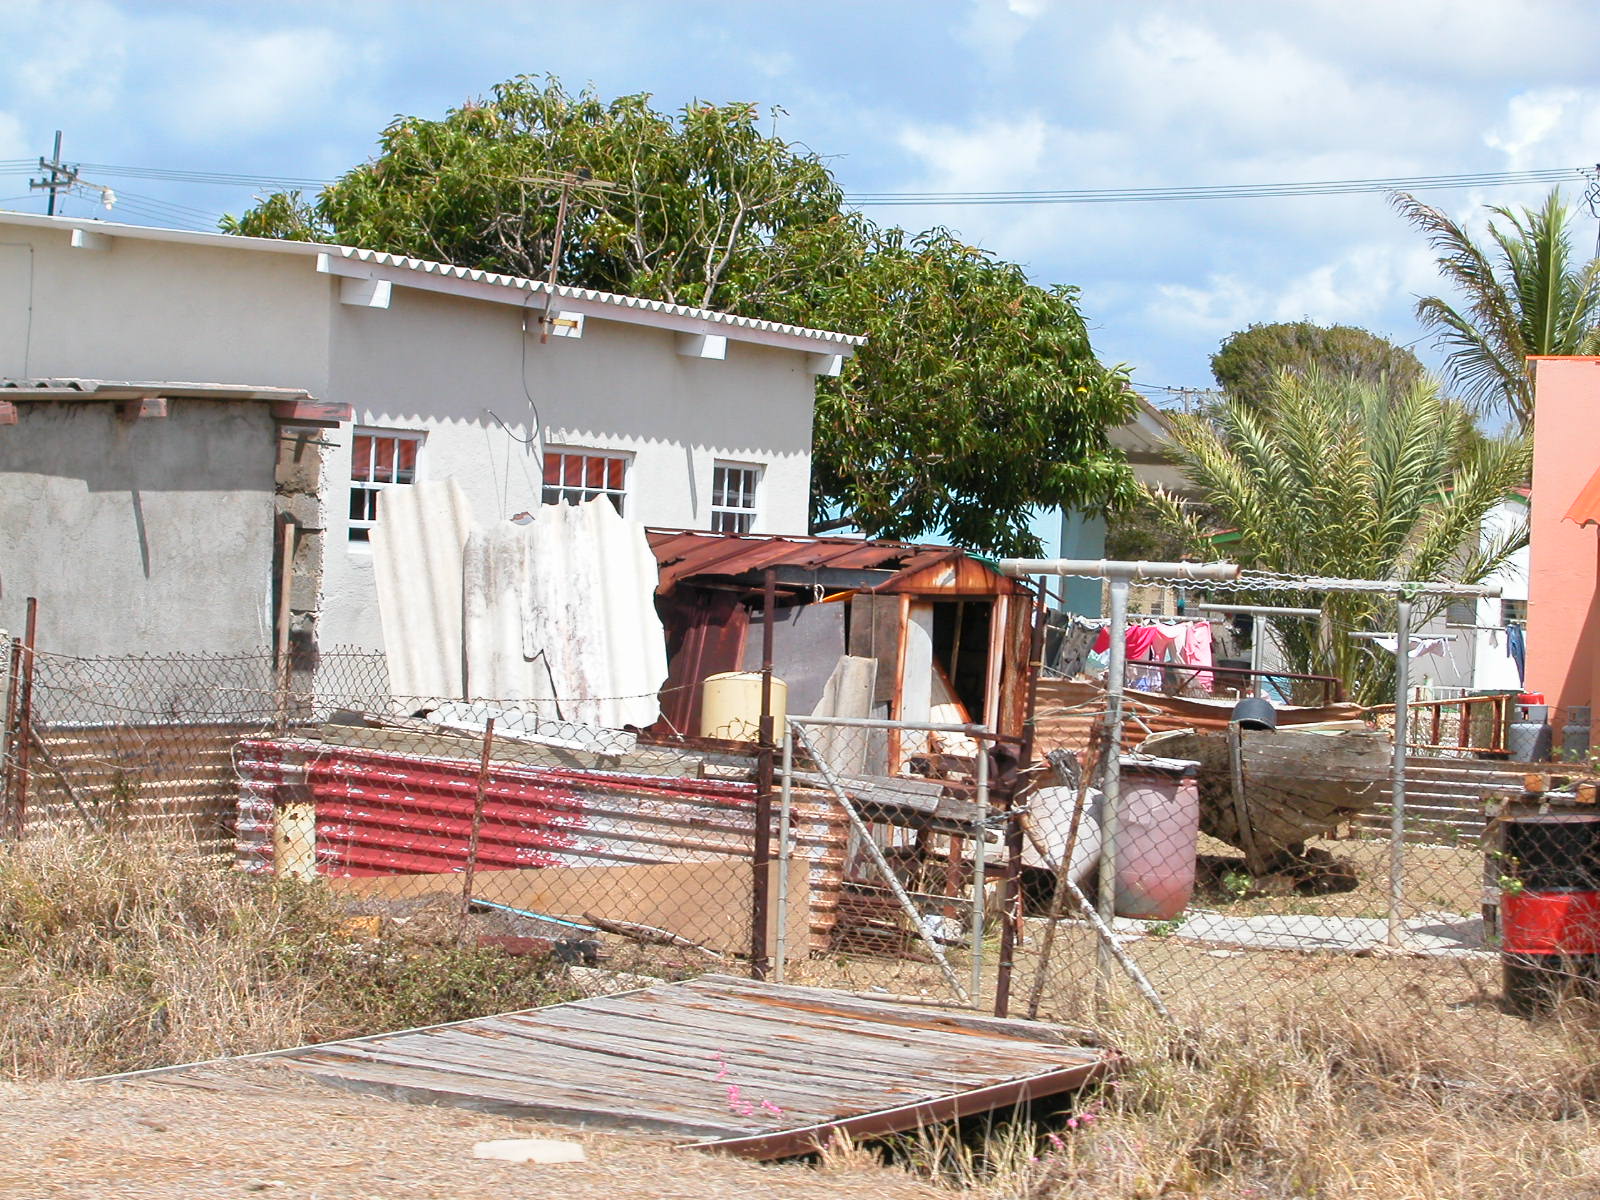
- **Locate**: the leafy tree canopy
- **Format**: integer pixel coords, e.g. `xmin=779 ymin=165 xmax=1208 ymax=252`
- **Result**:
xmin=1394 ymin=189 xmax=1600 ymax=430
xmin=1149 ymin=369 xmax=1530 ymax=705
xmin=1210 ymin=321 xmax=1423 ymax=408
xmin=226 ymin=75 xmax=1135 ymax=555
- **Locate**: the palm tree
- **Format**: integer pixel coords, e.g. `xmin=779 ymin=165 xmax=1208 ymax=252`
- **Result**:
xmin=1394 ymin=189 xmax=1600 ymax=430
xmin=1152 ymin=370 xmax=1531 ymax=705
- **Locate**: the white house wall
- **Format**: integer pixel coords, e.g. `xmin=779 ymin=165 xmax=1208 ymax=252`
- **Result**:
xmin=0 ymin=225 xmax=331 ymax=390
xmin=1 ymin=218 xmax=824 ymax=659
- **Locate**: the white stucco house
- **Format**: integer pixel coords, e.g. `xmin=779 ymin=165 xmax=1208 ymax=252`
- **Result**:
xmin=0 ymin=212 xmax=861 ymax=660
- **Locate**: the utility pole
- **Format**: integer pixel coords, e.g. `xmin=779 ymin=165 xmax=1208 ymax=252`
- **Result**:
xmin=1582 ymin=164 xmax=1600 ymax=258
xmin=30 ymin=131 xmax=77 ymax=216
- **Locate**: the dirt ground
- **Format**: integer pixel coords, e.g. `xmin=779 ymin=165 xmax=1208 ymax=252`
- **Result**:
xmin=0 ymin=1064 xmax=943 ymax=1200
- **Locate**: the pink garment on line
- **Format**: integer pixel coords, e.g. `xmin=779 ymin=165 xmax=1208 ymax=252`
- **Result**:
xmin=1181 ymin=620 xmax=1214 ymax=693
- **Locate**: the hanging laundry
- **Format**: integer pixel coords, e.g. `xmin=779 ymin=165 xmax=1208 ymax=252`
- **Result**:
xmin=1507 ymin=624 xmax=1526 ymax=685
xmin=1181 ymin=620 xmax=1215 ymax=693
xmin=1373 ymin=635 xmax=1451 ymax=659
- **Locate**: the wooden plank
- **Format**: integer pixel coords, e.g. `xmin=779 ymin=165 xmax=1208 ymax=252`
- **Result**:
xmin=583 ymin=989 xmax=1093 ymax=1067
xmin=511 ymin=997 xmax=1020 ymax=1073
xmin=689 ymin=975 xmax=1102 ymax=1046
xmin=469 ymin=1013 xmax=928 ymax=1090
xmin=286 ymin=1055 xmax=744 ymax=1138
xmin=329 ymin=1032 xmax=890 ymax=1116
xmin=480 ymin=1008 xmax=1025 ymax=1090
xmin=271 ymin=399 xmax=353 ymax=424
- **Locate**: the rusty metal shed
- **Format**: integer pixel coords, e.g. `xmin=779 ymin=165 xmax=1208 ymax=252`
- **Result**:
xmin=646 ymin=530 xmax=1036 ymax=754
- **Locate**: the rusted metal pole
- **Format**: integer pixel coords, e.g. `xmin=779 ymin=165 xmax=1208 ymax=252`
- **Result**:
xmin=459 ymin=718 xmax=496 ymax=936
xmin=13 ymin=598 xmax=38 ymax=839
xmin=751 ymin=569 xmax=777 ymax=979
xmin=995 ymin=592 xmax=1048 ymax=1017
xmin=2 ymin=634 xmax=21 ymax=840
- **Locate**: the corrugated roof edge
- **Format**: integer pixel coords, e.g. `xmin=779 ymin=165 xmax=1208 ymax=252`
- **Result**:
xmin=0 ymin=210 xmax=866 ymax=348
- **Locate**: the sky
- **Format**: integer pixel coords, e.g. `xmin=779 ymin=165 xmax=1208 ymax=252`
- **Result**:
xmin=2 ymin=0 xmax=1599 ymax=399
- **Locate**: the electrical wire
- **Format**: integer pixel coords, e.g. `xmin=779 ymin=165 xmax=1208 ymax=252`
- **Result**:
xmin=844 ymin=166 xmax=1580 ymax=206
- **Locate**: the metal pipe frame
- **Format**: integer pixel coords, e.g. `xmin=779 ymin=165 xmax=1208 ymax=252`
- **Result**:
xmin=971 ymin=746 xmax=989 ymax=1006
xmin=774 ymin=729 xmax=794 ymax=983
xmin=1097 ymin=577 xmax=1130 ymax=999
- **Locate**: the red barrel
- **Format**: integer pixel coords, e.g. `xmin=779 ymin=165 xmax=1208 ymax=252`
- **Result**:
xmin=1112 ymin=755 xmax=1200 ymax=921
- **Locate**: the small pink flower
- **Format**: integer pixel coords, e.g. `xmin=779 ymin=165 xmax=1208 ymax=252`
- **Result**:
xmin=1046 ymin=1133 xmax=1065 ymax=1150
xmin=760 ymin=1099 xmax=783 ymax=1116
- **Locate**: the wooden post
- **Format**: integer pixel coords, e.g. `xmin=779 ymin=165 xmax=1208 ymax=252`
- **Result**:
xmin=13 ymin=598 xmax=38 ymax=838
xmin=994 ymin=592 xmax=1045 ymax=1017
xmin=2 ymin=633 xmax=21 ymax=839
xmin=459 ymin=719 xmax=496 ymax=937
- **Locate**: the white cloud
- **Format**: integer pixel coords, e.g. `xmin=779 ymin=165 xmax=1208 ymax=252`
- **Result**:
xmin=153 ymin=27 xmax=364 ymax=143
xmin=1486 ymin=88 xmax=1600 ymax=171
xmin=0 ymin=113 xmax=26 ymax=161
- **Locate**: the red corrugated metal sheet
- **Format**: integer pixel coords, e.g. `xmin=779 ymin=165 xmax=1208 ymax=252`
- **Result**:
xmin=646 ymin=528 xmax=972 ymax=593
xmin=236 ymin=739 xmax=779 ymax=876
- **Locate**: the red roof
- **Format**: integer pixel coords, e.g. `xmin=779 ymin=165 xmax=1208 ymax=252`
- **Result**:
xmin=1564 ymin=466 xmax=1600 ymax=528
xmin=645 ymin=528 xmax=1013 ymax=593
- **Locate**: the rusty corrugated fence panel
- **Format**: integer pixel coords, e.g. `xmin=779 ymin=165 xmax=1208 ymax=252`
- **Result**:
xmin=1033 ymin=679 xmax=1368 ymax=759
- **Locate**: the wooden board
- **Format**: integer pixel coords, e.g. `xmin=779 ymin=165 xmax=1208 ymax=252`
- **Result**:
xmin=128 ymin=975 xmax=1114 ymax=1160
xmin=330 ymin=858 xmax=812 ymax=955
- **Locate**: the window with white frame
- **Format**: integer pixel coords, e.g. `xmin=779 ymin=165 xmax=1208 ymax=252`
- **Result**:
xmin=349 ymin=429 xmax=423 ymax=542
xmin=1501 ymin=598 xmax=1528 ymax=626
xmin=1446 ymin=596 xmax=1477 ymax=627
xmin=542 ymin=448 xmax=629 ymax=514
xmin=710 ymin=462 xmax=761 ymax=534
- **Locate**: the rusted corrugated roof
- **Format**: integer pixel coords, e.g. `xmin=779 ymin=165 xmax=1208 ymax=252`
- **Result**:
xmin=1563 ymin=465 xmax=1600 ymax=527
xmin=646 ymin=528 xmax=1010 ymax=593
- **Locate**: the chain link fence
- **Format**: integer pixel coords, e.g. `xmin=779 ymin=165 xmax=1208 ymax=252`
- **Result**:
xmin=2 ymin=638 xmax=1586 ymax=1026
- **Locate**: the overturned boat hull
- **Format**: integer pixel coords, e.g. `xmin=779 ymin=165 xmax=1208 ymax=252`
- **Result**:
xmin=1141 ymin=728 xmax=1390 ymax=875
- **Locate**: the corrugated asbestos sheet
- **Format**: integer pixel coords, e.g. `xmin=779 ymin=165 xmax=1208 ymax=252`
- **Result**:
xmin=136 ymin=976 xmax=1113 ymax=1160
xmin=374 ymin=487 xmax=668 ymax=728
xmin=1033 ymin=679 xmax=1368 ymax=758
xmin=235 ymin=736 xmax=847 ymax=948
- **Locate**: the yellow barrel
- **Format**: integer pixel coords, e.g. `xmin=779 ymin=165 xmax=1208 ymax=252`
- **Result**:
xmin=699 ymin=671 xmax=788 ymax=742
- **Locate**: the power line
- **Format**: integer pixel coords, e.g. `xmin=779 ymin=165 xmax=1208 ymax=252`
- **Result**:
xmin=844 ymin=166 xmax=1580 ymax=206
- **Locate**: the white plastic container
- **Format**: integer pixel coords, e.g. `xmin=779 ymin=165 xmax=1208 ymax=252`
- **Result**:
xmin=699 ymin=671 xmax=788 ymax=742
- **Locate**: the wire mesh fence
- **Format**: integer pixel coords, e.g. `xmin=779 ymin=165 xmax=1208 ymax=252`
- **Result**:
xmin=0 ymin=638 xmax=1582 ymax=1027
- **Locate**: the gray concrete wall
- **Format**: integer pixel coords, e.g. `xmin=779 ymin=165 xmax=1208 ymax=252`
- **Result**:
xmin=0 ymin=400 xmax=277 ymax=655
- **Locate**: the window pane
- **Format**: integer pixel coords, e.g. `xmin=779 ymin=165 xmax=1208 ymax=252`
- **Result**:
xmin=562 ymin=455 xmax=584 ymax=486
xmin=396 ymin=438 xmax=419 ymax=482
xmin=372 ymin=437 xmax=395 ymax=483
xmin=607 ymin=458 xmax=624 ymax=490
xmin=351 ymin=435 xmax=373 ymax=481
xmin=585 ymin=456 xmax=606 ymax=488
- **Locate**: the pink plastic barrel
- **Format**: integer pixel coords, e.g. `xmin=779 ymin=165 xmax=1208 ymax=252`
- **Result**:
xmin=1112 ymin=754 xmax=1201 ymax=920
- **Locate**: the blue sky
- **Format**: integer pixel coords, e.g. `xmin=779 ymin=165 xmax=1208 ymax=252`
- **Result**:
xmin=3 ymin=0 xmax=1599 ymax=396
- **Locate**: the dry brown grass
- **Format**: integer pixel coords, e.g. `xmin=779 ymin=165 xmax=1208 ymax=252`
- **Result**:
xmin=0 ymin=831 xmax=574 ymax=1080
xmin=851 ymin=997 xmax=1600 ymax=1199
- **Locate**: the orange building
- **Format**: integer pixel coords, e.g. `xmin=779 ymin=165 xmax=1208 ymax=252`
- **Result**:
xmin=1527 ymin=357 xmax=1600 ymax=750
